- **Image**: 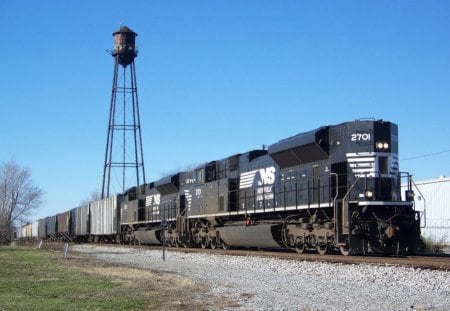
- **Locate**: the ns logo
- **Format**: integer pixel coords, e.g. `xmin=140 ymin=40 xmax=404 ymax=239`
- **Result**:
xmin=239 ymin=166 xmax=276 ymax=189
xmin=257 ymin=166 xmax=276 ymax=186
xmin=147 ymin=194 xmax=160 ymax=206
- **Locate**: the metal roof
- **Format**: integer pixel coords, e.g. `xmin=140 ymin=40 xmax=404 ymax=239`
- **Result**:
xmin=112 ymin=25 xmax=137 ymax=36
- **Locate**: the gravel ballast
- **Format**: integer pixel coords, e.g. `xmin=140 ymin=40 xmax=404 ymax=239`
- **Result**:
xmin=72 ymin=245 xmax=449 ymax=310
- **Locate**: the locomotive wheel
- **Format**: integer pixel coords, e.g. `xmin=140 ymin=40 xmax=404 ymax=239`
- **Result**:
xmin=295 ymin=242 xmax=305 ymax=254
xmin=210 ymin=237 xmax=217 ymax=249
xmin=339 ymin=244 xmax=351 ymax=256
xmin=200 ymin=237 xmax=209 ymax=249
xmin=222 ymin=241 xmax=230 ymax=250
xmin=316 ymin=243 xmax=329 ymax=255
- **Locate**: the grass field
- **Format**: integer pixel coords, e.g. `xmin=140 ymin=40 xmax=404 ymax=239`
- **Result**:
xmin=0 ymin=246 xmax=208 ymax=311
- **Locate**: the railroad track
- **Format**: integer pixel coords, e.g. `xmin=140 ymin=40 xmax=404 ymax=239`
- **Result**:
xmin=109 ymin=243 xmax=450 ymax=271
xmin=35 ymin=241 xmax=449 ymax=271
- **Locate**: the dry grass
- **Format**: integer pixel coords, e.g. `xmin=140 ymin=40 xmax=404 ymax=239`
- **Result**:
xmin=1 ymin=245 xmax=242 ymax=311
xmin=64 ymin=251 xmax=240 ymax=310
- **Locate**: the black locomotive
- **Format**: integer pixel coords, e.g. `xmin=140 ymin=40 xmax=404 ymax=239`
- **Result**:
xmin=119 ymin=119 xmax=420 ymax=255
xmin=23 ymin=119 xmax=420 ymax=255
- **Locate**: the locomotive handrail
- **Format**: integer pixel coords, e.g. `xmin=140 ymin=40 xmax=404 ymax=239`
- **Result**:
xmin=400 ymin=172 xmax=426 ymax=229
xmin=330 ymin=173 xmax=339 ymax=207
xmin=330 ymin=172 xmax=339 ymax=237
xmin=411 ymin=178 xmax=426 ymax=229
xmin=342 ymin=176 xmax=361 ymax=230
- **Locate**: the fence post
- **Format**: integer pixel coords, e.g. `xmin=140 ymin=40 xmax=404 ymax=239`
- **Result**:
xmin=63 ymin=243 xmax=69 ymax=258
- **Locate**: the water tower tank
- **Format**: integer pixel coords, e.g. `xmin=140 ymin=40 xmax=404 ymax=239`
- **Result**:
xmin=112 ymin=26 xmax=138 ymax=67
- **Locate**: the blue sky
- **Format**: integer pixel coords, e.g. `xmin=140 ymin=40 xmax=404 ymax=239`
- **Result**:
xmin=1 ymin=0 xmax=449 ymax=221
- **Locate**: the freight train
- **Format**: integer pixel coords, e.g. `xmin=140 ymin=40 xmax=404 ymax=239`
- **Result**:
xmin=15 ymin=119 xmax=421 ymax=255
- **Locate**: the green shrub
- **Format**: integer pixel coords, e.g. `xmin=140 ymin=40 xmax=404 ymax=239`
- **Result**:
xmin=419 ymin=233 xmax=448 ymax=254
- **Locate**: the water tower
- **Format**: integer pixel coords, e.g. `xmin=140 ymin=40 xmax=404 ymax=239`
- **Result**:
xmin=101 ymin=25 xmax=146 ymax=198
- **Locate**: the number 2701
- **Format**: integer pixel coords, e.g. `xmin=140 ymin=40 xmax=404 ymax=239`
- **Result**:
xmin=351 ymin=133 xmax=371 ymax=141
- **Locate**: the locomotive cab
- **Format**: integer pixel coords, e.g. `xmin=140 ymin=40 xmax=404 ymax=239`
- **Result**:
xmin=268 ymin=119 xmax=420 ymax=255
xmin=330 ymin=119 xmax=420 ymax=254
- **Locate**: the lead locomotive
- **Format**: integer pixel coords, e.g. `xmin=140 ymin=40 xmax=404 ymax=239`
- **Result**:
xmin=117 ymin=119 xmax=420 ymax=255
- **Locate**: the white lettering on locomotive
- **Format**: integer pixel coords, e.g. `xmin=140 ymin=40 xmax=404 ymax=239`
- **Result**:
xmin=350 ymin=133 xmax=371 ymax=142
xmin=257 ymin=167 xmax=276 ymax=186
xmin=146 ymin=194 xmax=161 ymax=215
xmin=239 ymin=166 xmax=276 ymax=203
xmin=239 ymin=166 xmax=276 ymax=189
xmin=256 ymin=186 xmax=274 ymax=201
xmin=146 ymin=194 xmax=160 ymax=206
xmin=184 ymin=189 xmax=192 ymax=210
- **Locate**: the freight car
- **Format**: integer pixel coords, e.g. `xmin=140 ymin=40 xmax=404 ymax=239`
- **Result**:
xmin=18 ymin=119 xmax=421 ymax=255
xmin=14 ymin=197 xmax=121 ymax=244
xmin=70 ymin=203 xmax=90 ymax=241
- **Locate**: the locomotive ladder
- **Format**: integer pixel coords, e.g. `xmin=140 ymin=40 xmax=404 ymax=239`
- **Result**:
xmin=335 ymin=176 xmax=360 ymax=245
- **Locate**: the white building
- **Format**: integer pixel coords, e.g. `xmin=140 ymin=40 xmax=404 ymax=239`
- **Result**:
xmin=406 ymin=176 xmax=450 ymax=245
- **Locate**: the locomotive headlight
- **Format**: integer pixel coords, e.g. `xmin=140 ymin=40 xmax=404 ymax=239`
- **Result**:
xmin=376 ymin=142 xmax=384 ymax=150
xmin=376 ymin=141 xmax=389 ymax=150
xmin=364 ymin=189 xmax=374 ymax=200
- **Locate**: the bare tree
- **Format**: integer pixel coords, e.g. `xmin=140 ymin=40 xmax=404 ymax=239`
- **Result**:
xmin=0 ymin=161 xmax=43 ymax=244
xmin=79 ymin=189 xmax=101 ymax=206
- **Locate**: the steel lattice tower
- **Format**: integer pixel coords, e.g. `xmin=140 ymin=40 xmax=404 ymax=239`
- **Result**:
xmin=101 ymin=26 xmax=146 ymax=199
